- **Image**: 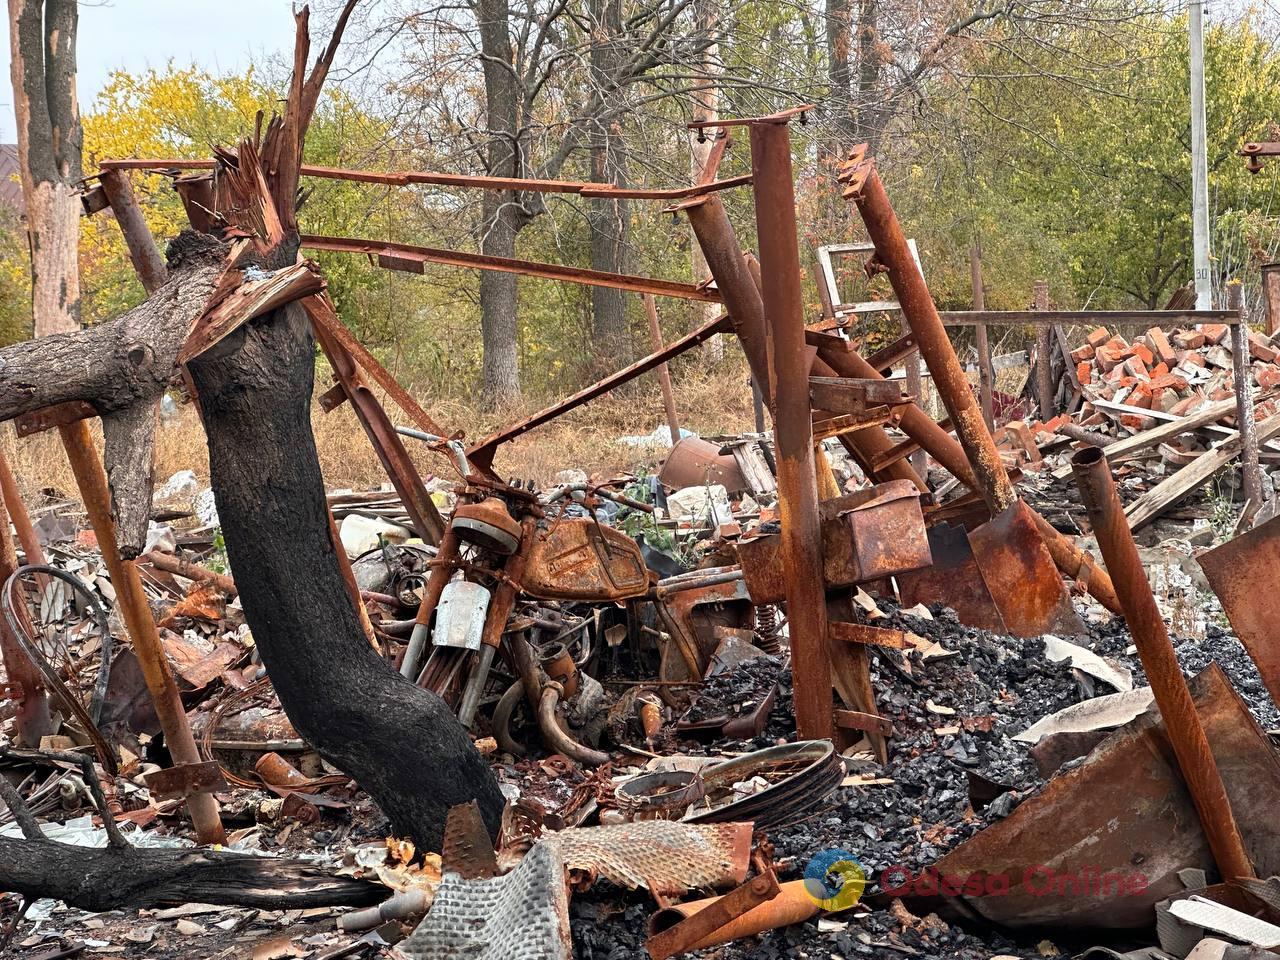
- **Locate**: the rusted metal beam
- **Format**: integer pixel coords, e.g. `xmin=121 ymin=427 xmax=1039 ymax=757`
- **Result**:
xmin=0 ymin=473 xmax=52 ymax=745
xmin=301 ymin=235 xmax=721 ymax=303
xmin=305 ymin=296 xmax=446 ymax=545
xmin=98 ymin=169 xmax=168 ymax=294
xmin=98 ymin=158 xmax=751 ymax=201
xmin=937 ymin=309 xmax=1242 ymax=326
xmin=748 ymin=118 xmax=832 ymax=741
xmin=1072 ymin=446 xmax=1254 ymax=882
xmin=467 ymin=312 xmax=729 ymax=468
xmin=58 ymin=420 xmax=225 ymax=844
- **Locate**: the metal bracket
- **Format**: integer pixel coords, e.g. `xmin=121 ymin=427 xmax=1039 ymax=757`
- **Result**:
xmin=143 ymin=760 xmax=228 ymax=800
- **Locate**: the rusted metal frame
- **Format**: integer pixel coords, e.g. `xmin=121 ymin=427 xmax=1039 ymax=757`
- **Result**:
xmin=642 ymin=295 xmax=682 ymax=443
xmin=0 ymin=451 xmax=45 ymax=569
xmin=306 ymin=299 xmax=446 ymax=545
xmin=813 ymin=326 xmax=1124 ymax=616
xmin=862 ymin=332 xmax=918 ymax=374
xmin=0 ymin=478 xmax=52 ymax=744
xmin=938 ymin=309 xmax=1242 ymax=326
xmin=748 ymin=119 xmax=833 ymax=741
xmin=645 ymin=871 xmax=780 ymax=960
xmin=97 ymin=169 xmax=168 ymax=293
xmin=301 ymin=235 xmax=721 ymax=304
xmin=456 ymin=516 xmax=538 ymax=727
xmin=1034 ymin=281 xmax=1055 ymax=419
xmin=687 ymin=103 xmax=815 ymax=129
xmin=401 ymin=528 xmax=462 ymax=680
xmin=694 ymin=131 xmax=732 ymax=186
xmin=1242 ymin=140 xmax=1280 ymax=173
xmin=101 ymin=157 xmax=752 ymax=200
xmin=467 ymin=312 xmax=730 ymax=468
xmin=1227 ymin=283 xmax=1263 ymax=519
xmin=306 ymin=294 xmax=450 ymax=439
xmin=844 ymin=157 xmax=1016 ymax=515
xmin=1262 ymin=263 xmax=1280 ymax=337
xmin=1072 ymin=446 xmax=1254 ymax=882
xmin=57 ymin=420 xmax=225 ymax=844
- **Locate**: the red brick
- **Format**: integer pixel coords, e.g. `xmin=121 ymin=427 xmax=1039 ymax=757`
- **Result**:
xmin=1146 ymin=327 xmax=1177 ymax=365
xmin=1086 ymin=327 xmax=1111 ymax=349
xmin=1131 ymin=342 xmax=1155 ymax=367
xmin=1128 ymin=381 xmax=1154 ymax=409
xmin=1124 ymin=356 xmax=1149 ymax=379
xmin=1257 ymin=365 xmax=1280 ymax=389
xmin=1181 ymin=352 xmax=1207 ymax=369
xmin=1150 ymin=362 xmax=1170 ymax=379
xmin=1071 ymin=344 xmax=1095 ymax=363
xmin=1202 ymin=323 xmax=1229 ymax=345
xmin=1248 ymin=331 xmax=1278 ymax=363
xmin=1168 ymin=395 xmax=1201 ymax=417
xmin=1148 ymin=372 xmax=1189 ymax=392
xmin=1120 ymin=413 xmax=1155 ymax=431
xmin=1077 ymin=361 xmax=1092 ymax=385
xmin=1173 ymin=330 xmax=1207 ymax=350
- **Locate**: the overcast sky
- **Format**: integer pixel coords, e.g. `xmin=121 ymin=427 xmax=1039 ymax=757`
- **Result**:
xmin=0 ymin=0 xmax=301 ymax=142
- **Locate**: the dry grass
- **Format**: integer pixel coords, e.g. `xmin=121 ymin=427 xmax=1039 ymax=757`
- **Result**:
xmin=0 ymin=358 xmax=758 ymax=514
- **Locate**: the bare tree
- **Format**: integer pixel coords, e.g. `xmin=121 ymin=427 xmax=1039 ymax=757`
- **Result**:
xmin=7 ymin=0 xmax=81 ymax=336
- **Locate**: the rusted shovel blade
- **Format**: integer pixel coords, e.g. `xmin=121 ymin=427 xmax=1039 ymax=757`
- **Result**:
xmin=897 ymin=521 xmax=1007 ymax=634
xmin=911 ymin=665 xmax=1280 ymax=929
xmin=1196 ymin=512 xmax=1280 ymax=708
xmin=967 ymin=500 xmax=1085 ymax=637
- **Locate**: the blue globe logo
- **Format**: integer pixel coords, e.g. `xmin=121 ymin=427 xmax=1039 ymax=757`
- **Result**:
xmin=803 ymin=848 xmax=866 ymax=911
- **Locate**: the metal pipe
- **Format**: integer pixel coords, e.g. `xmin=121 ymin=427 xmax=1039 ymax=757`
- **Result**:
xmin=748 ymin=119 xmax=832 ymax=741
xmin=1227 ymin=282 xmax=1263 ymax=519
xmin=401 ymin=528 xmax=461 ymax=679
xmin=852 ymin=166 xmax=1016 ymax=514
xmin=537 ymin=682 xmax=609 ymax=766
xmin=1059 ymin=424 xmax=1116 ymax=449
xmin=643 ymin=294 xmax=682 ymax=444
xmin=99 ymin=169 xmax=168 ymax=294
xmin=814 ymin=338 xmax=1124 ymax=617
xmin=58 ymin=421 xmax=225 ymax=844
xmin=0 ymin=449 xmax=45 ymax=568
xmin=647 ymin=880 xmax=820 ymax=950
xmin=491 ymin=681 xmax=527 ymax=756
xmin=1071 ymin=446 xmax=1254 ymax=882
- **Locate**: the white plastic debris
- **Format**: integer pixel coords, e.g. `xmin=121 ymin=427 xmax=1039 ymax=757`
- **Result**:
xmin=338 ymin=514 xmax=412 ymax=557
xmin=665 ymin=484 xmax=732 ymax=527
xmin=1041 ymin=635 xmax=1134 ymax=692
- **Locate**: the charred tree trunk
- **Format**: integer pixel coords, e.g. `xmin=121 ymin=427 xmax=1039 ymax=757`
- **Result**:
xmin=187 ymin=298 xmax=505 ymax=851
xmin=0 ymin=836 xmax=386 ymax=912
xmin=8 ymin=0 xmax=82 ymax=337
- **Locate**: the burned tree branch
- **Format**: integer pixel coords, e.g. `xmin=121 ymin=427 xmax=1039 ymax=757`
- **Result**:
xmin=0 ymin=837 xmax=388 ymax=912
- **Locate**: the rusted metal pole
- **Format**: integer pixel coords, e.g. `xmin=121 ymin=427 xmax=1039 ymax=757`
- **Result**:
xmin=642 ymin=295 xmax=682 ymax=444
xmin=326 ymin=508 xmax=379 ymax=649
xmin=58 ymin=421 xmax=225 ymax=844
xmin=401 ymin=528 xmax=461 ymax=680
xmin=99 ymin=169 xmax=168 ymax=294
xmin=1034 ymin=280 xmax=1055 ymax=420
xmin=0 ymin=448 xmax=45 ymax=567
xmin=0 ymin=481 xmax=52 ymax=745
xmin=1227 ymin=281 xmax=1263 ymax=520
xmin=748 ymin=119 xmax=832 ymax=741
xmin=970 ymin=242 xmax=994 ymax=430
xmin=850 ymin=165 xmax=1016 ymax=514
xmin=1059 ymin=423 xmax=1115 ymax=448
xmin=1071 ymin=446 xmax=1254 ymax=882
xmin=814 ymin=340 xmax=1123 ymax=615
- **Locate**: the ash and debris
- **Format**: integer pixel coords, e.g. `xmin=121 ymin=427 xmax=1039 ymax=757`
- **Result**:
xmin=682 ymin=655 xmax=782 ymax=723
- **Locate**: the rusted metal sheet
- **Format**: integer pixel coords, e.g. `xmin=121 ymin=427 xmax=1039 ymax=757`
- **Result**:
xmin=656 ymin=574 xmax=753 ymax=681
xmin=467 ymin=313 xmax=730 ymax=468
xmin=967 ymin=501 xmax=1085 ymax=638
xmin=924 ymin=664 xmax=1278 ymax=928
xmin=1074 ymin=446 xmax=1253 ymax=882
xmin=523 ymin=519 xmax=649 ymax=601
xmin=658 ymin=436 xmax=749 ymax=493
xmin=646 ymin=871 xmax=780 ymax=960
xmin=1197 ymin=512 xmax=1280 ymax=708
xmin=143 ymin=760 xmax=229 ymax=800
xmin=897 ymin=522 xmax=1007 ymax=634
xmin=820 ymin=480 xmax=931 ymax=586
xmin=541 ymin=821 xmax=753 ymax=895
xmin=441 ymin=801 xmax=500 ymax=880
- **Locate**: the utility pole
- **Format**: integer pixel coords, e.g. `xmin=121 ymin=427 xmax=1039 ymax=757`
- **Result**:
xmin=1190 ymin=0 xmax=1212 ymax=309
